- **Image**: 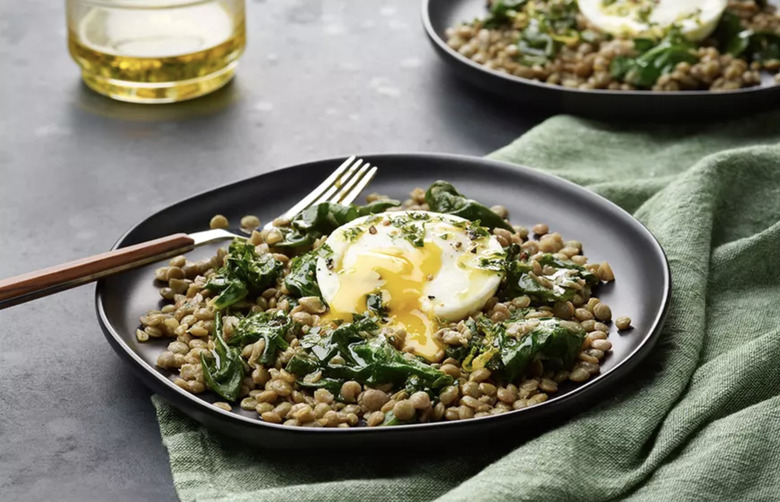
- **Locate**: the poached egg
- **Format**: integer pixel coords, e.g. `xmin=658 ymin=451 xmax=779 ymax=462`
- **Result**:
xmin=578 ymin=0 xmax=728 ymax=41
xmin=315 ymin=211 xmax=505 ymax=361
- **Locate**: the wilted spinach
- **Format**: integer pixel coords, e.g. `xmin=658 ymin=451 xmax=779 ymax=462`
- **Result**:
xmin=204 ymin=239 xmax=283 ymax=310
xmin=276 ymin=199 xmax=400 ymax=249
xmin=468 ymin=316 xmax=584 ymax=381
xmin=500 ymin=246 xmax=599 ymax=302
xmin=537 ymin=254 xmax=599 ymax=287
xmin=425 ymin=181 xmax=513 ymax=231
xmin=610 ymin=30 xmax=698 ymax=88
xmin=285 ymin=315 xmax=453 ymax=394
xmin=517 ymin=18 xmax=559 ymax=66
xmin=200 ymin=313 xmax=244 ymax=401
xmin=284 ymin=245 xmax=332 ymax=298
xmin=507 ymin=0 xmax=579 ymax=65
xmin=484 ymin=0 xmax=528 ymax=29
xmin=226 ymin=310 xmax=294 ymax=367
xmin=714 ymin=11 xmax=780 ymax=64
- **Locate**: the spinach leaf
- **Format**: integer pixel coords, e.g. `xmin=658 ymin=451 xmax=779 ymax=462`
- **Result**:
xmin=714 ymin=11 xmax=746 ymax=54
xmin=205 ymin=239 xmax=283 ymax=310
xmin=714 ymin=10 xmax=780 ymax=64
xmin=444 ymin=337 xmax=478 ymax=363
xmin=297 ymin=377 xmax=344 ymax=395
xmin=744 ymin=32 xmax=780 ymax=63
xmin=501 ymin=260 xmax=576 ymax=303
xmin=518 ymin=18 xmax=559 ymax=66
xmin=227 ymin=310 xmax=293 ymax=366
xmin=276 ymin=199 xmax=400 ymax=249
xmin=424 ymin=181 xmax=513 ymax=231
xmin=345 ymin=337 xmax=453 ymax=389
xmin=285 ymin=350 xmax=321 ymax=377
xmin=500 ymin=247 xmax=598 ymax=302
xmin=469 ymin=316 xmax=585 ymax=381
xmin=498 ymin=318 xmax=584 ymax=381
xmin=204 ymin=278 xmax=248 ymax=311
xmin=284 ymin=245 xmax=332 ymax=298
xmin=610 ymin=30 xmax=698 ymax=88
xmin=382 ymin=410 xmax=403 ymax=426
xmin=537 ymin=254 xmax=600 ymax=287
xmin=286 ymin=315 xmax=454 ymax=393
xmin=510 ymin=0 xmax=578 ymax=65
xmin=484 ymin=0 xmax=528 ymax=29
xmin=200 ymin=313 xmax=244 ymax=402
xmin=357 ymin=199 xmax=401 ymax=216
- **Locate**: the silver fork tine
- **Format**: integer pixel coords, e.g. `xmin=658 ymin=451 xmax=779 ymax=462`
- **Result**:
xmin=327 ymin=163 xmax=371 ymax=204
xmin=338 ymin=166 xmax=377 ymax=206
xmin=263 ymin=156 xmax=379 ymax=230
xmin=316 ymin=158 xmax=363 ymax=205
xmin=264 ymin=156 xmax=355 ymax=229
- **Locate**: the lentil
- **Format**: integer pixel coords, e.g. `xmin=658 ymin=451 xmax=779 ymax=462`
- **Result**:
xmin=340 ymin=381 xmax=362 ymax=402
xmin=532 ymin=223 xmax=549 ymax=235
xmin=361 ymin=389 xmax=389 ymax=411
xmin=209 ymin=214 xmax=229 ymax=229
xmin=616 ymin=316 xmax=632 ymax=330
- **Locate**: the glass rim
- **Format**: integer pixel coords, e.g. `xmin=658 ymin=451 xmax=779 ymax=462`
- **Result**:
xmin=68 ymin=0 xmax=234 ymax=9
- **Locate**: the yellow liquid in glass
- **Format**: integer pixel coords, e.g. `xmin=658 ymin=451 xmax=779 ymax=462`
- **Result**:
xmin=67 ymin=1 xmax=246 ymax=103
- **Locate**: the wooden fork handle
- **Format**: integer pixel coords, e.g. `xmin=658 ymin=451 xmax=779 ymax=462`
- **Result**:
xmin=0 ymin=233 xmax=195 ymax=310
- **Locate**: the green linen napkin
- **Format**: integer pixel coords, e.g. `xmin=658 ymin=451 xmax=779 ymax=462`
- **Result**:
xmin=153 ymin=111 xmax=780 ymax=502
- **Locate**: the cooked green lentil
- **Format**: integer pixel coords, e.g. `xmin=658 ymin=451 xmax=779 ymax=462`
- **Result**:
xmin=139 ymin=183 xmax=631 ymax=428
xmin=616 ymin=315 xmax=632 ymax=330
xmin=446 ymin=0 xmax=780 ymax=91
xmin=209 ymin=214 xmax=229 ymax=229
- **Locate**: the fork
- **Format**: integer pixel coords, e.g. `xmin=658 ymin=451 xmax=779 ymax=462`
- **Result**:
xmin=0 ymin=156 xmax=378 ymax=310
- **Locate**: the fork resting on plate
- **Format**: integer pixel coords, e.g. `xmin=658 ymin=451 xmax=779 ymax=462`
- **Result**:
xmin=0 ymin=156 xmax=378 ymax=310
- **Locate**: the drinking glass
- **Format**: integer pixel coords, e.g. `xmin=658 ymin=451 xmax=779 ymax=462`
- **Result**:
xmin=66 ymin=0 xmax=246 ymax=103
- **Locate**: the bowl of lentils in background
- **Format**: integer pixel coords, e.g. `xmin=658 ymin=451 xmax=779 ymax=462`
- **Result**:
xmin=446 ymin=0 xmax=780 ymax=92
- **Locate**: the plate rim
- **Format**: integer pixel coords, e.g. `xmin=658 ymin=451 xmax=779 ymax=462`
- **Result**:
xmin=421 ymin=0 xmax=779 ymax=99
xmin=95 ymin=152 xmax=672 ymax=436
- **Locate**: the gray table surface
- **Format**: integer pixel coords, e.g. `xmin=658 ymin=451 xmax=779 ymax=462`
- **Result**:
xmin=0 ymin=1 xmax=547 ymax=500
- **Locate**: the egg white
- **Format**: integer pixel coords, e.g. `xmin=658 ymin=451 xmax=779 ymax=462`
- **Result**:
xmin=579 ymin=0 xmax=728 ymax=41
xmin=315 ymin=211 xmax=505 ymax=360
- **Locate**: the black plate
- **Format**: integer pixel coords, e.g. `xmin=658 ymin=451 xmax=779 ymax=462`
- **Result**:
xmin=96 ymin=153 xmax=670 ymax=449
xmin=422 ymin=0 xmax=780 ymax=120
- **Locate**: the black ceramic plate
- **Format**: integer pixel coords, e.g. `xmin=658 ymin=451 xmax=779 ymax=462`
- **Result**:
xmin=96 ymin=154 xmax=670 ymax=449
xmin=422 ymin=0 xmax=780 ymax=120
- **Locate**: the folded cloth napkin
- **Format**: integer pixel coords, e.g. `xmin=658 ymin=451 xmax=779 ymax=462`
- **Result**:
xmin=154 ymin=111 xmax=780 ymax=502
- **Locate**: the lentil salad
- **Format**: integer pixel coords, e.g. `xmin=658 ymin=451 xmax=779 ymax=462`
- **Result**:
xmin=445 ymin=0 xmax=780 ymax=91
xmin=139 ymin=182 xmax=632 ymax=428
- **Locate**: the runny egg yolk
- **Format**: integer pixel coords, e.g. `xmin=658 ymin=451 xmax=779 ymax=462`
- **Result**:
xmin=325 ymin=242 xmax=443 ymax=360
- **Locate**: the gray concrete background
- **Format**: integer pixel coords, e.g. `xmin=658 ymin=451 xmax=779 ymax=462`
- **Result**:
xmin=0 ymin=1 xmax=547 ymax=500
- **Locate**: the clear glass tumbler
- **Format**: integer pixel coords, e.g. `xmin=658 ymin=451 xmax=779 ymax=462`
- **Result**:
xmin=66 ymin=0 xmax=246 ymax=103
